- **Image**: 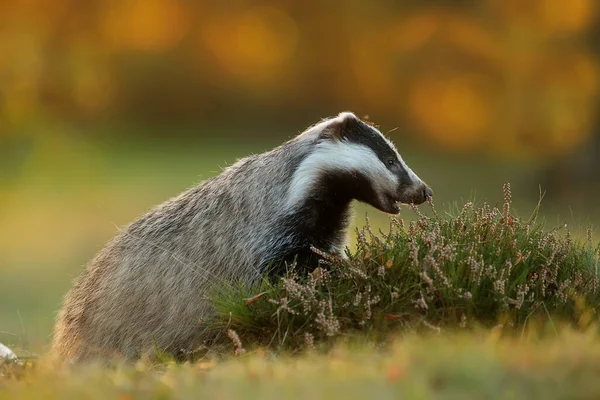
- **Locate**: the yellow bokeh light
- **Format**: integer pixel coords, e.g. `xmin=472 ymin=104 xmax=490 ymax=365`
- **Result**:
xmin=236 ymin=6 xmax=298 ymax=69
xmin=201 ymin=6 xmax=298 ymax=84
xmin=488 ymin=0 xmax=596 ymax=34
xmin=537 ymin=0 xmax=596 ymax=33
xmin=391 ymin=12 xmax=441 ymax=52
xmin=72 ymin=67 xmax=116 ymax=115
xmin=409 ymin=74 xmax=492 ymax=150
xmin=103 ymin=0 xmax=189 ymax=52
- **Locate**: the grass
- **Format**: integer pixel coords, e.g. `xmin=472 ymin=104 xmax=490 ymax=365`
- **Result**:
xmin=3 ymin=329 xmax=600 ymax=399
xmin=209 ymin=184 xmax=600 ymax=354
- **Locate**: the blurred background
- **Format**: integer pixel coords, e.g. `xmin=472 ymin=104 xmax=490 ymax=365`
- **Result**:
xmin=1 ymin=0 xmax=598 ymax=352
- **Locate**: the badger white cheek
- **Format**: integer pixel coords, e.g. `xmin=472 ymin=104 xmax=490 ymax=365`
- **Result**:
xmin=406 ymin=167 xmax=424 ymax=187
xmin=376 ymin=170 xmax=400 ymax=194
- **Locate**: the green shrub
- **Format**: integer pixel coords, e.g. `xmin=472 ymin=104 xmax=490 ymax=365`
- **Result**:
xmin=210 ymin=184 xmax=600 ymax=353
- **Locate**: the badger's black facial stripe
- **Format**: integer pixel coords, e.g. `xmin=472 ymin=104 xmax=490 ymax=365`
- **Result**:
xmin=338 ymin=117 xmax=417 ymax=188
xmin=397 ymin=167 xmax=413 ymax=187
xmin=340 ymin=118 xmax=399 ymax=166
xmin=319 ymin=169 xmax=379 ymax=207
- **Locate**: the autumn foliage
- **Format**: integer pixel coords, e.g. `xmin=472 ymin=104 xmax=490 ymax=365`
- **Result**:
xmin=1 ymin=0 xmax=598 ymax=158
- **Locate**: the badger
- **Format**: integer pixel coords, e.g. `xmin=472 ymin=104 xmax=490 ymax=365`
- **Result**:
xmin=52 ymin=112 xmax=432 ymax=362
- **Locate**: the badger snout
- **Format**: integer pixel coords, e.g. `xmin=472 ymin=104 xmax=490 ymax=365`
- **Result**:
xmin=396 ymin=183 xmax=433 ymax=206
xmin=413 ymin=184 xmax=433 ymax=204
xmin=424 ymin=186 xmax=433 ymax=201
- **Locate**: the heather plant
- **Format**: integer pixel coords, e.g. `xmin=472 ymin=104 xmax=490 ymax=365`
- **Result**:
xmin=211 ymin=184 xmax=600 ymax=353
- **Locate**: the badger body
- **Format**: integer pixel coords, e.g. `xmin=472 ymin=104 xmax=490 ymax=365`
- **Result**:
xmin=52 ymin=112 xmax=431 ymax=362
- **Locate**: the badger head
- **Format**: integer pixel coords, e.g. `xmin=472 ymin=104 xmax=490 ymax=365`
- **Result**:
xmin=289 ymin=112 xmax=432 ymax=214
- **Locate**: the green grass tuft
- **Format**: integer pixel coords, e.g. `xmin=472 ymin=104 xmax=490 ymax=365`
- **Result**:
xmin=210 ymin=184 xmax=600 ymax=353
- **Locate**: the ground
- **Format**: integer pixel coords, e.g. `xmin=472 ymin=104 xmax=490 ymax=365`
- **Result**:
xmin=2 ymin=329 xmax=600 ymax=399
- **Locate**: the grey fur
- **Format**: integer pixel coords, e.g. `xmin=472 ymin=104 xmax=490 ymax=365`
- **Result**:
xmin=52 ymin=112 xmax=430 ymax=362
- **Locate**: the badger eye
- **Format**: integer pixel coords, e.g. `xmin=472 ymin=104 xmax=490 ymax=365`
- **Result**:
xmin=387 ymin=158 xmax=395 ymax=167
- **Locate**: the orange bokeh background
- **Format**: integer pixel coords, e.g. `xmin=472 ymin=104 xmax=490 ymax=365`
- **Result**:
xmin=1 ymin=0 xmax=598 ymax=158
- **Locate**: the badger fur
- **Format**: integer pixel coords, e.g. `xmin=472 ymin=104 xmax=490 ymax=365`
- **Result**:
xmin=52 ymin=112 xmax=432 ymax=362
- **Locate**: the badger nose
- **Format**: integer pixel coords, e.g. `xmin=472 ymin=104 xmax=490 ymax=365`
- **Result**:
xmin=423 ymin=186 xmax=433 ymax=199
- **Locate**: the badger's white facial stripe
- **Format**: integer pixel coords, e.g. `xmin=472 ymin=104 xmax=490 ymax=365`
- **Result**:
xmin=295 ymin=112 xmax=354 ymax=142
xmin=403 ymin=163 xmax=421 ymax=184
xmin=286 ymin=140 xmax=398 ymax=209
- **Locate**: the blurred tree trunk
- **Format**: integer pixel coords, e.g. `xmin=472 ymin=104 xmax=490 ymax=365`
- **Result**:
xmin=541 ymin=22 xmax=600 ymax=208
xmin=541 ymin=125 xmax=600 ymax=207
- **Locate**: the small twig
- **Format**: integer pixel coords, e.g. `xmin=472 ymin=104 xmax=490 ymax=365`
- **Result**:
xmin=520 ymin=302 xmax=541 ymax=341
xmin=541 ymin=302 xmax=558 ymax=337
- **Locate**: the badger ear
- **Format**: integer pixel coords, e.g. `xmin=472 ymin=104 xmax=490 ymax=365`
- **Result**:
xmin=320 ymin=112 xmax=360 ymax=140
